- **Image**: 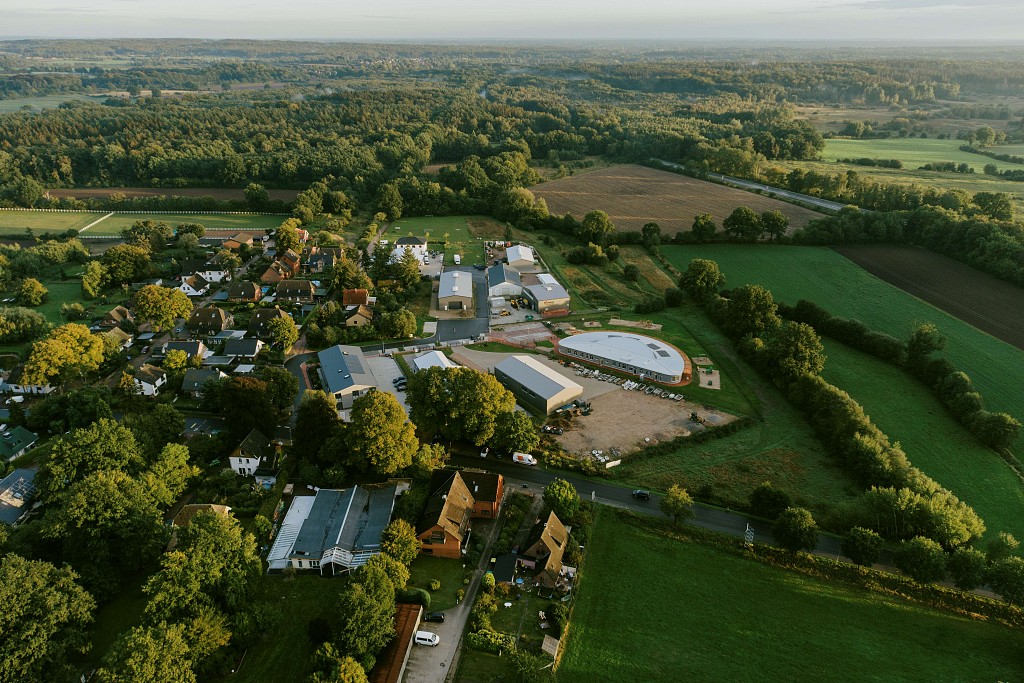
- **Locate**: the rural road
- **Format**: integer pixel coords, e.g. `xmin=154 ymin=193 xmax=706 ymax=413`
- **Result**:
xmin=652 ymin=159 xmax=852 ymax=213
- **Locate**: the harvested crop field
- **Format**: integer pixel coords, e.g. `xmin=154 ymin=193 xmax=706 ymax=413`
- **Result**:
xmin=46 ymin=187 xmax=298 ymax=201
xmin=532 ymin=165 xmax=823 ymax=234
xmin=835 ymin=244 xmax=1024 ymax=351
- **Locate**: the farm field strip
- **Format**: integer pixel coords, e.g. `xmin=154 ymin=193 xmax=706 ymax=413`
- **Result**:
xmin=557 ymin=510 xmax=1022 ymax=682
xmin=0 ymin=209 xmax=109 ymax=233
xmin=532 ymin=164 xmax=823 ymax=235
xmin=661 ymin=244 xmax=1024 ymax=459
xmin=824 ymin=137 xmax=1024 ymax=172
xmin=86 ymin=212 xmax=286 ymax=234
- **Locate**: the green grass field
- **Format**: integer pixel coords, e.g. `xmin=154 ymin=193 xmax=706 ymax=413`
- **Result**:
xmin=0 ymin=94 xmax=100 ymax=113
xmin=389 ymin=215 xmax=472 ymax=244
xmin=557 ymin=510 xmax=1023 ymax=682
xmin=86 ymin=212 xmax=285 ymax=235
xmin=0 ymin=209 xmax=108 ymax=234
xmin=34 ymin=282 xmax=90 ymax=325
xmin=824 ymin=137 xmax=1024 ymax=172
xmin=663 ymin=245 xmax=1024 ymax=453
xmin=407 ymin=555 xmax=467 ymax=611
xmin=822 ymin=340 xmax=1024 ymax=543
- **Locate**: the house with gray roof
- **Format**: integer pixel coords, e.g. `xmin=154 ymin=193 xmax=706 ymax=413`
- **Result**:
xmin=284 ymin=485 xmax=398 ymax=574
xmin=228 ymin=428 xmax=279 ymax=487
xmin=187 ymin=307 xmax=234 ymax=336
xmin=317 ymin=345 xmax=377 ymax=410
xmin=0 ymin=467 xmax=36 ymax=525
xmin=181 ymin=367 xmax=226 ymax=398
xmin=493 ymin=355 xmax=583 ymax=415
xmin=249 ymin=307 xmax=292 ymax=337
xmin=134 ymin=364 xmax=167 ymax=397
xmin=224 ymin=338 xmax=265 ymax=359
xmin=487 ymin=263 xmax=522 ymax=298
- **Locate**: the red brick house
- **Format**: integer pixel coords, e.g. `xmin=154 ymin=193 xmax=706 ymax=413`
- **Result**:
xmin=417 ymin=471 xmax=475 ymax=559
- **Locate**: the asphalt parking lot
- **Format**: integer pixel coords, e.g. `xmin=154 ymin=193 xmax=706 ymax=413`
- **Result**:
xmin=364 ymin=354 xmax=410 ymax=414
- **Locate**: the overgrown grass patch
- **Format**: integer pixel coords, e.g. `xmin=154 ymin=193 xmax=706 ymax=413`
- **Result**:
xmin=556 ymin=508 xmax=1023 ymax=682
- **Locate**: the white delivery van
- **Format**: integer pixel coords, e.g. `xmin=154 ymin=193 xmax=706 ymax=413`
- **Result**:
xmin=512 ymin=452 xmax=537 ymax=466
xmin=414 ymin=631 xmax=440 ymax=647
xmin=453 ymin=254 xmax=461 ymax=265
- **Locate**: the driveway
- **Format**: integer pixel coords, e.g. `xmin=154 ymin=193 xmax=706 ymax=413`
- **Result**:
xmin=363 ymin=355 xmax=410 ymax=414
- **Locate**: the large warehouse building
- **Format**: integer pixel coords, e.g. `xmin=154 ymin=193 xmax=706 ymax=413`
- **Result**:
xmin=558 ymin=332 xmax=688 ymax=384
xmin=493 ymin=355 xmax=584 ymax=415
xmin=438 ymin=270 xmax=474 ymax=311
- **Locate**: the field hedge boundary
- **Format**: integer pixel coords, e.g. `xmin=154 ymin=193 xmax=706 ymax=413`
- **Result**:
xmin=615 ymin=509 xmax=1024 ymax=630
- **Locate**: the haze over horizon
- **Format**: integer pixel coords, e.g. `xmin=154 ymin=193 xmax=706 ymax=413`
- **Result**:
xmin=4 ymin=0 xmax=1024 ymax=42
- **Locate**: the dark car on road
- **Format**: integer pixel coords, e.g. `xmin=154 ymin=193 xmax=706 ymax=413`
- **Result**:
xmin=425 ymin=611 xmax=445 ymax=623
xmin=632 ymin=490 xmax=651 ymax=501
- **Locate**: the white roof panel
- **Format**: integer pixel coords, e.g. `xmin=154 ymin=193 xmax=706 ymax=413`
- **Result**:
xmin=559 ymin=332 xmax=686 ymax=378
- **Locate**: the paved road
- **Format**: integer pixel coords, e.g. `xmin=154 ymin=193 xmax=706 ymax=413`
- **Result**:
xmin=652 ymin=159 xmax=852 ymax=214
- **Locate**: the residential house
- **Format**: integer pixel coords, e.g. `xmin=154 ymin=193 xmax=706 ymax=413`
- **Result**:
xmin=249 ymin=307 xmax=292 ymax=337
xmin=222 ymin=233 xmax=254 ymax=251
xmin=161 ymin=340 xmax=210 ymax=360
xmin=181 ymin=367 xmax=227 ymax=398
xmin=342 ymin=288 xmax=370 ymax=306
xmin=224 ymin=338 xmax=265 ymax=360
xmin=344 ymin=304 xmax=374 ymax=328
xmin=0 ymin=467 xmax=36 ymax=526
xmin=279 ymin=249 xmax=301 ymax=276
xmin=260 ymin=261 xmax=291 ymax=284
xmin=505 ymin=245 xmax=536 ymax=270
xmin=417 ymin=471 xmax=475 ymax=559
xmin=179 ymin=274 xmax=211 ymax=297
xmin=487 ymin=263 xmax=523 ymax=298
xmin=0 ymin=426 xmax=38 ymax=461
xmin=134 ymin=364 xmax=167 ymax=397
xmin=276 ymin=279 xmax=316 ymax=303
xmin=390 ymin=236 xmax=428 ymax=262
xmin=2 ymin=367 xmax=53 ymax=396
xmin=316 ymin=345 xmax=377 ymax=411
xmin=461 ymin=471 xmax=504 ymax=519
xmin=187 ymin=307 xmax=234 ymax=336
xmin=100 ymin=305 xmax=134 ymax=329
xmin=276 ymin=485 xmax=398 ymax=574
xmin=226 ymin=281 xmax=262 ymax=303
xmin=438 ymin=270 xmax=473 ymax=311
xmin=102 ymin=327 xmax=133 ymax=352
xmin=228 ymin=428 xmax=279 ymax=487
xmin=304 ymin=246 xmax=343 ymax=273
xmin=181 ymin=258 xmax=228 ymax=283
xmin=519 ymin=511 xmax=570 ymax=587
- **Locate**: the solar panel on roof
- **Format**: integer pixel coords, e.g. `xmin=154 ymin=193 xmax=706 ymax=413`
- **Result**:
xmin=647 ymin=343 xmax=660 ymax=350
xmin=657 ymin=350 xmax=671 ymax=357
xmin=346 ymin=354 xmax=365 ymax=374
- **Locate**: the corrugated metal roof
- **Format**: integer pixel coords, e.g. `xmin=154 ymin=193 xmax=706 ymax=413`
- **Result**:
xmin=559 ymin=331 xmax=686 ymax=377
xmin=494 ymin=355 xmax=582 ymax=401
xmin=439 ymin=270 xmax=472 ymax=299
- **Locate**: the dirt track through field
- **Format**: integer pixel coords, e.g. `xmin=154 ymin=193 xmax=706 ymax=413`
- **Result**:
xmin=835 ymin=245 xmax=1024 ymax=351
xmin=533 ymin=164 xmax=823 ymax=234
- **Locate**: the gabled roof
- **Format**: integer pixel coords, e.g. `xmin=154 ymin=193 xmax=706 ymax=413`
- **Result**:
xmin=181 ymin=367 xmax=225 ymax=393
xmin=345 ymin=304 xmax=374 ymax=322
xmin=461 ymin=471 xmax=503 ymax=505
xmin=227 ymin=281 xmax=262 ymax=300
xmin=0 ymin=426 xmax=38 ymax=461
xmin=418 ymin=471 xmax=475 ymax=539
xmin=188 ymin=306 xmax=230 ymax=330
xmin=412 ymin=350 xmax=456 ymax=373
xmin=262 ymin=262 xmax=290 ymax=279
xmin=103 ymin=305 xmax=133 ymax=323
xmin=135 ymin=364 xmax=166 ymax=387
xmin=317 ymin=345 xmax=375 ymax=395
xmin=224 ymin=338 xmax=264 ymax=357
xmin=506 ymin=245 xmax=534 ymax=264
xmin=439 ymin=270 xmax=472 ymax=299
xmin=342 ymin=288 xmax=370 ymax=306
xmin=226 ymin=232 xmax=253 ymax=243
xmin=277 ymin=279 xmax=316 ymax=298
xmin=236 ymin=428 xmax=271 ymax=461
xmin=182 ymin=274 xmax=210 ymax=291
xmin=525 ymin=510 xmax=569 ymax=578
xmin=487 ymin=263 xmax=522 ymax=289
xmin=164 ymin=340 xmax=208 ymax=358
xmin=494 ymin=355 xmax=583 ymax=401
xmin=180 ymin=258 xmax=211 ymax=275
xmin=525 ymin=283 xmax=570 ymax=302
xmin=249 ymin=307 xmax=291 ymax=332
xmin=395 ymin=236 xmax=427 ymax=246
xmin=103 ymin=327 xmax=132 ymax=345
xmin=289 ymin=485 xmax=397 ymax=559
xmin=172 ymin=503 xmax=231 ymax=528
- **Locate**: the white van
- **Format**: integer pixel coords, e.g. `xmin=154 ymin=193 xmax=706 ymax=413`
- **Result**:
xmin=453 ymin=254 xmax=461 ymax=265
xmin=414 ymin=631 xmax=440 ymax=647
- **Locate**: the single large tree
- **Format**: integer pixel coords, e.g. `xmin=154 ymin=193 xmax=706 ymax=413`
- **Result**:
xmin=406 ymin=367 xmax=515 ymax=446
xmin=841 ymin=527 xmax=883 ymax=567
xmin=761 ymin=321 xmax=826 ymax=386
xmin=295 ymin=391 xmax=341 ymax=465
xmin=261 ymin=366 xmax=300 ymax=411
xmin=691 ymin=213 xmax=717 ymax=242
xmin=987 ymin=556 xmax=1024 ymax=605
xmin=759 ymin=210 xmax=789 ymax=241
xmin=268 ymin=315 xmax=299 ymax=350
xmin=773 ymin=507 xmax=819 ymax=553
xmin=23 ymin=322 xmax=106 ymax=386
xmin=893 ymin=536 xmax=947 ymax=584
xmin=334 ymin=564 xmax=396 ymax=666
xmin=679 ymin=258 xmax=725 ymax=302
xmin=94 ymin=622 xmax=196 ymax=683
xmin=946 ymin=546 xmax=988 ymax=591
xmin=394 ymin=247 xmax=422 ymax=291
xmin=578 ymin=210 xmax=615 ymax=245
xmin=491 ymin=411 xmax=539 ymax=455
xmin=275 ymin=218 xmax=302 ymax=255
xmin=347 ymin=391 xmax=418 ymax=476
xmin=0 ymin=554 xmax=96 ymax=683
xmin=103 ymin=243 xmax=151 ymax=284
xmin=721 ymin=285 xmax=781 ymax=339
xmin=17 ymin=277 xmax=48 ymax=306
xmin=37 ymin=418 xmax=142 ymax=502
xmin=543 ymin=479 xmax=581 ymax=522
xmin=135 ymin=284 xmax=193 ymax=332
xmin=659 ymin=484 xmax=695 ymax=524
xmin=81 ymin=260 xmax=107 ymax=299
xmin=723 ymin=206 xmax=762 ymax=241
xmin=380 ymin=519 xmax=421 ymax=566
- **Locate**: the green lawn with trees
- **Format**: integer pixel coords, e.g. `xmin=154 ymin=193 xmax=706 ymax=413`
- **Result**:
xmin=662 ymin=245 xmax=1024 ymax=459
xmin=821 ymin=340 xmax=1024 ymax=544
xmin=557 ymin=510 xmax=1023 ymax=682
xmin=824 ymin=137 xmax=1024 ymax=173
xmin=86 ymin=212 xmax=285 ymax=235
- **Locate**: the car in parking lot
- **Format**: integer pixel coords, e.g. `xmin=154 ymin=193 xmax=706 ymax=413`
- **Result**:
xmin=541 ymin=425 xmax=563 ymax=435
xmin=632 ymin=490 xmax=651 ymax=501
xmin=392 ymin=376 xmax=406 ymax=385
xmin=414 ymin=631 xmax=440 ymax=647
xmin=425 ymin=611 xmax=445 ymax=623
xmin=474 ymin=263 xmax=485 ymax=270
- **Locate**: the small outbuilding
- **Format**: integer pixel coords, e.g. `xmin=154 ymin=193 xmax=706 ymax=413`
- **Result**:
xmin=411 ymin=350 xmax=457 ymax=373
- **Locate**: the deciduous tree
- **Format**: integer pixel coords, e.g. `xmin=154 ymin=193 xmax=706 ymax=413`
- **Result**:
xmin=987 ymin=556 xmax=1024 ymax=604
xmin=334 ymin=564 xmax=396 ymax=666
xmin=759 ymin=210 xmax=789 ymax=241
xmin=347 ymin=391 xmax=417 ymax=476
xmin=491 ymin=411 xmax=539 ymax=455
xmin=406 ymin=367 xmax=515 ymax=446
xmin=723 ymin=206 xmax=762 ymax=241
xmin=691 ymin=213 xmax=717 ymax=242
xmin=773 ymin=507 xmax=819 ymax=553
xmin=37 ymin=418 xmax=141 ymax=501
xmin=103 ymin=243 xmax=151 ymax=284
xmin=946 ymin=546 xmax=987 ymax=590
xmin=543 ymin=479 xmax=581 ymax=522
xmin=81 ymin=260 xmax=106 ymax=299
xmin=380 ymin=519 xmax=420 ymax=566
xmin=135 ymin=284 xmax=193 ymax=332
xmin=894 ymin=536 xmax=947 ymax=584
xmin=261 ymin=366 xmax=299 ymax=411
xmin=748 ymin=481 xmax=791 ymax=519
xmin=679 ymin=258 xmax=725 ymax=302
xmin=841 ymin=527 xmax=883 ymax=567
xmin=268 ymin=315 xmax=299 ymax=350
xmin=94 ymin=622 xmax=196 ymax=683
xmin=295 ymin=390 xmax=340 ymax=464
xmin=659 ymin=484 xmax=695 ymax=524
xmin=17 ymin=277 xmax=47 ymax=306
xmin=721 ymin=284 xmax=781 ymax=339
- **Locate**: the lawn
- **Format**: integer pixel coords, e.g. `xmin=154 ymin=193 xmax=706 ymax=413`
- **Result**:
xmin=557 ymin=510 xmax=1023 ymax=682
xmin=35 ymin=282 xmax=90 ymax=325
xmin=217 ymin=575 xmax=347 ymax=683
xmin=822 ymin=340 xmax=1024 ymax=543
xmin=389 ymin=215 xmax=472 ymax=244
xmin=408 ymin=554 xmax=468 ymax=612
xmin=0 ymin=93 xmax=100 ymax=112
xmin=662 ymin=245 xmax=1024 ymax=458
xmin=0 ymin=209 xmax=108 ymax=234
xmin=86 ymin=212 xmax=285 ymax=235
xmin=824 ymin=137 xmax=1024 ymax=173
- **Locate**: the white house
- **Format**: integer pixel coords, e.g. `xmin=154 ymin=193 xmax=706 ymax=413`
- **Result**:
xmin=133 ymin=364 xmax=167 ymax=397
xmin=487 ymin=264 xmax=523 ymax=298
xmin=179 ymin=275 xmax=211 ymax=297
xmin=228 ymin=428 xmax=279 ymax=487
xmin=390 ymin=236 xmax=428 ymax=262
xmin=2 ymin=367 xmax=54 ymax=396
xmin=506 ymin=245 xmax=535 ymax=270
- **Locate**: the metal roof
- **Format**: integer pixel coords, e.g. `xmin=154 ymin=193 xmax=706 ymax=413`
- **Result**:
xmin=412 ymin=350 xmax=456 ymax=373
xmin=487 ymin=263 xmax=521 ymax=289
xmin=524 ymin=283 xmax=569 ymax=302
xmin=559 ymin=331 xmax=686 ymax=378
xmin=0 ymin=467 xmax=36 ymax=525
xmin=494 ymin=355 xmax=582 ymax=401
xmin=506 ymin=245 xmax=534 ymax=264
xmin=290 ymin=485 xmax=397 ymax=559
xmin=439 ymin=270 xmax=472 ymax=299
xmin=317 ymin=345 xmax=374 ymax=394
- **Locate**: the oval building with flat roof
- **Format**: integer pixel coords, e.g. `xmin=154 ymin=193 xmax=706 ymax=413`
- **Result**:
xmin=558 ymin=331 xmax=687 ymax=384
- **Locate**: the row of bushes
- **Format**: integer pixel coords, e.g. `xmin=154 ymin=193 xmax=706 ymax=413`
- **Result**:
xmin=467 ymin=629 xmax=517 ymax=654
xmin=617 ymin=510 xmax=1024 ymax=627
xmin=961 ymin=145 xmax=1024 ymax=165
xmin=837 ymin=157 xmax=904 ymax=169
xmin=492 ymin=491 xmax=533 ymax=555
xmin=778 ymin=299 xmax=906 ymax=364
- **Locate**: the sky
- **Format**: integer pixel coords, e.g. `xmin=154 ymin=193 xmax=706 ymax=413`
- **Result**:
xmin=3 ymin=0 xmax=1024 ymax=42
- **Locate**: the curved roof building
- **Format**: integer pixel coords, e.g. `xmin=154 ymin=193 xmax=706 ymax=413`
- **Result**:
xmin=558 ymin=331 xmax=687 ymax=384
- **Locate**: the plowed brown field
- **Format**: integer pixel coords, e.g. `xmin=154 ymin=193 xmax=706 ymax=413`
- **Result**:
xmin=533 ymin=164 xmax=822 ymax=234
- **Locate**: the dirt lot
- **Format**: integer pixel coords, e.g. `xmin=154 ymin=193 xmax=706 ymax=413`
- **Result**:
xmin=532 ymin=164 xmax=823 ymax=235
xmin=553 ymin=389 xmax=735 ymax=459
xmin=835 ymin=244 xmax=1024 ymax=351
xmin=46 ymin=187 xmax=298 ymax=201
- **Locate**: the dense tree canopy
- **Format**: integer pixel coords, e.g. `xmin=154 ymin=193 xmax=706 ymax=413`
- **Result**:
xmin=23 ymin=322 xmax=106 ymax=386
xmin=406 ymin=367 xmax=515 ymax=446
xmin=135 ymin=284 xmax=193 ymax=331
xmin=346 ymin=390 xmax=418 ymax=476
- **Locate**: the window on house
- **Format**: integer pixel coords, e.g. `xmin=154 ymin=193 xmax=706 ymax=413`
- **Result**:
xmin=297 ymin=560 xmax=303 ymax=568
